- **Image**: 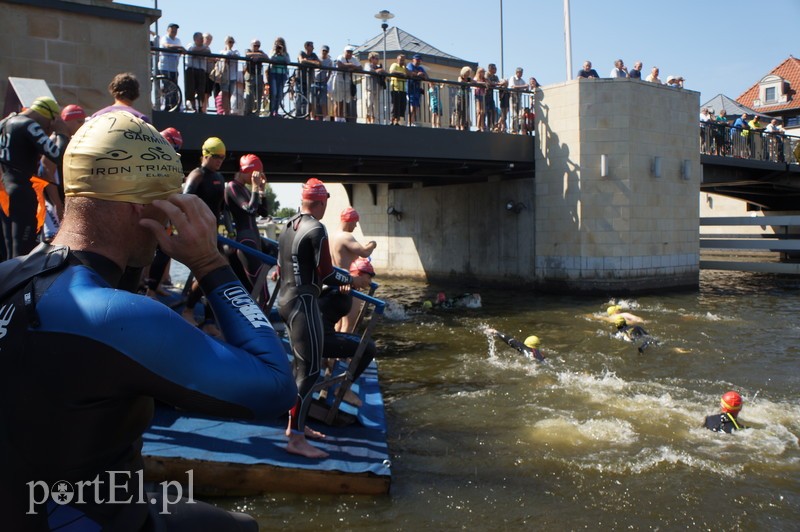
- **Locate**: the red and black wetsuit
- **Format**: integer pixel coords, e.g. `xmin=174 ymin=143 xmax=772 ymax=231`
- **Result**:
xmin=0 ymin=114 xmax=68 ymax=259
xmin=277 ymin=213 xmax=350 ymax=432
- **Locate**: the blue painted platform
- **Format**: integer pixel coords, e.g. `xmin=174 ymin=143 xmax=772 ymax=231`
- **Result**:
xmin=142 ymin=361 xmax=391 ymax=496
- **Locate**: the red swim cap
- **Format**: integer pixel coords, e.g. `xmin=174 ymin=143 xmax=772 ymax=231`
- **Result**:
xmin=720 ymin=391 xmax=743 ymax=413
xmin=340 ymin=206 xmax=359 ymax=222
xmin=239 ymin=154 xmax=263 ymax=174
xmin=160 ymin=127 xmax=183 ymax=150
xmin=61 ymin=104 xmax=86 ymax=122
xmin=302 ymin=178 xmax=329 ymax=201
xmin=349 ymin=257 xmax=375 ymax=276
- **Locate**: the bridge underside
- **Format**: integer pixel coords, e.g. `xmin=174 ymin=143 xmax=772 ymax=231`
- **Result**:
xmin=701 ymin=155 xmax=800 ymax=210
xmin=153 ymin=112 xmax=535 ymax=188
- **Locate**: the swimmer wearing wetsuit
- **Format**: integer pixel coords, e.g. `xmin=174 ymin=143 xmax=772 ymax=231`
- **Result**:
xmin=0 ymin=111 xmax=295 ymax=530
xmin=704 ymin=391 xmax=747 ymax=433
xmin=486 ymin=328 xmax=545 ymax=362
xmin=0 ymin=97 xmax=69 ymax=259
xmin=318 ymin=257 xmax=378 ymax=381
xmin=181 ymin=137 xmax=226 ymax=327
xmin=224 ymin=154 xmax=270 ymax=299
xmin=277 ymin=178 xmax=351 ymax=458
xmin=614 ymin=315 xmax=654 ymax=353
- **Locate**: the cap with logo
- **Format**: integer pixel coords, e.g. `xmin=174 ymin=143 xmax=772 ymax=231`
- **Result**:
xmin=63 ymin=110 xmax=183 ymax=204
xmin=239 ymin=154 xmax=263 ymax=174
xmin=61 ymin=104 xmax=86 ymax=122
xmin=301 ymin=178 xmax=329 ymax=201
xmin=30 ymin=97 xmax=60 ymax=120
xmin=340 ymin=207 xmax=359 ymax=222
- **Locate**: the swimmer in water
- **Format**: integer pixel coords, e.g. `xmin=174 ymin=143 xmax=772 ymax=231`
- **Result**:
xmin=613 ymin=315 xmax=655 ymax=353
xmin=704 ymin=391 xmax=747 ymax=433
xmin=485 ymin=328 xmax=545 ymax=362
xmin=605 ymin=304 xmax=645 ymax=325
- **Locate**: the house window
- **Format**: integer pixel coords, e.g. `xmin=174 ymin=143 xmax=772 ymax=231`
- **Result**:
xmin=765 ymin=86 xmax=776 ymax=102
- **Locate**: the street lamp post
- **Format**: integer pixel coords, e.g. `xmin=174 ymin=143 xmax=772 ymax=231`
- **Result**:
xmin=375 ymin=10 xmax=394 ymax=124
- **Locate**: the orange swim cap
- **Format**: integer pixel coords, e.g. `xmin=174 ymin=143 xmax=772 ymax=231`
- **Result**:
xmin=720 ymin=391 xmax=743 ymax=413
xmin=301 ymin=178 xmax=329 ymax=201
xmin=239 ymin=154 xmax=263 ymax=174
xmin=340 ymin=206 xmax=359 ymax=222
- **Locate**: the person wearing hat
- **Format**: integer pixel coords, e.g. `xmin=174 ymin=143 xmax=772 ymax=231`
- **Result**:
xmin=604 ymin=304 xmax=644 ymax=325
xmin=406 ymin=54 xmax=428 ymax=126
xmin=313 ymin=45 xmax=333 ymax=120
xmin=0 ymin=96 xmax=69 ymax=260
xmin=330 ymin=45 xmax=362 ymax=122
xmin=666 ymin=75 xmax=684 ymax=88
xmin=277 ymin=178 xmax=353 ymax=458
xmin=318 ymin=257 xmax=378 ymax=407
xmin=613 ymin=315 xmax=654 ymax=353
xmin=0 ymin=110 xmax=295 ymax=529
xmin=704 ymin=391 xmax=748 ymax=433
xmin=157 ymin=22 xmax=186 ymax=110
xmin=330 ymin=206 xmax=377 ymax=332
xmin=36 ymin=104 xmax=87 ymax=242
xmin=181 ymin=137 xmax=227 ymax=332
xmin=485 ymin=328 xmax=545 ymax=362
xmin=224 ymin=154 xmax=271 ymax=300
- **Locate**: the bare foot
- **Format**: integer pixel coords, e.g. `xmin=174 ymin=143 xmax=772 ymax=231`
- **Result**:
xmin=286 ymin=432 xmax=329 ymax=459
xmin=342 ymin=389 xmax=363 ymax=408
xmin=304 ymin=426 xmax=326 ymax=440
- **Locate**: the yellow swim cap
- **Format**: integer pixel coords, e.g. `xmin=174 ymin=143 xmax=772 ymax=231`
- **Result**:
xmin=524 ymin=335 xmax=540 ymax=348
xmin=63 ymin=111 xmax=183 ymax=204
xmin=614 ymin=315 xmax=626 ymax=327
xmin=607 ymin=305 xmax=621 ymax=316
xmin=422 ymin=300 xmax=433 ymax=309
xmin=30 ymin=97 xmax=60 ymax=120
xmin=202 ymin=137 xmax=226 ymax=156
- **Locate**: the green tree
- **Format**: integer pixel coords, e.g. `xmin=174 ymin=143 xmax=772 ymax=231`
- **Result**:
xmin=275 ymin=207 xmax=298 ymax=219
xmin=263 ymin=184 xmax=279 ymax=216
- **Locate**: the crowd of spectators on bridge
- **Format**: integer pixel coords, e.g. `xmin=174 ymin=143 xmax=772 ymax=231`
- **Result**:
xmin=699 ymin=107 xmax=792 ymax=163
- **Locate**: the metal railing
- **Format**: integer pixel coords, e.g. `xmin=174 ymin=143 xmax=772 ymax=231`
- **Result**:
xmin=700 ymin=216 xmax=800 ymax=273
xmin=699 ymin=121 xmax=799 ymax=164
xmin=150 ymin=47 xmax=536 ymax=133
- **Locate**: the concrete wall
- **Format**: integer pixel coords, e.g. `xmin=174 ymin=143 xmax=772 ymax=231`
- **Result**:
xmin=534 ymin=79 xmax=701 ymax=291
xmin=0 ymin=0 xmax=157 ymax=116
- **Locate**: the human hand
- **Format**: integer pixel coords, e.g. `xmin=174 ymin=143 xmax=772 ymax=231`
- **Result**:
xmin=51 ymin=117 xmax=69 ymax=136
xmin=140 ymin=194 xmax=227 ymax=280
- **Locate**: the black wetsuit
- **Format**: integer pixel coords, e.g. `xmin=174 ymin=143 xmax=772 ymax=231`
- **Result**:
xmin=617 ymin=324 xmax=654 ymax=353
xmin=180 ymin=165 xmax=226 ymax=317
xmin=491 ymin=330 xmax=545 ymax=362
xmin=0 ymin=113 xmax=68 ymax=259
xmin=704 ymin=413 xmax=746 ymax=433
xmin=318 ymin=287 xmax=376 ymax=380
xmin=224 ymin=179 xmax=269 ymax=298
xmin=277 ymin=213 xmax=350 ymax=431
xmin=0 ymin=244 xmax=295 ymax=530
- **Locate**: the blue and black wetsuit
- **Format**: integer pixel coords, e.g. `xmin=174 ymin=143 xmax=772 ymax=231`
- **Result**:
xmin=0 ymin=244 xmax=295 ymax=530
xmin=0 ymin=114 xmax=68 ymax=259
xmin=277 ymin=213 xmax=350 ymax=432
xmin=318 ymin=286 xmax=376 ymax=380
xmin=224 ymin=179 xmax=270 ymax=299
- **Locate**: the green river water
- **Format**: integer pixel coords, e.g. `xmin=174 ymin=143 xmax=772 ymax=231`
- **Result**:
xmin=214 ymin=269 xmax=799 ymax=530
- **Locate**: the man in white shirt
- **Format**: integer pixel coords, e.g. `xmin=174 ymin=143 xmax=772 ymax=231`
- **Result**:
xmin=508 ymin=67 xmax=528 ymax=134
xmin=157 ymin=23 xmax=185 ymax=110
xmin=609 ymin=59 xmax=628 ymax=78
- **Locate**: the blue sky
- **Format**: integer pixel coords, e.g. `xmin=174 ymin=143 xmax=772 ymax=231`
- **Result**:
xmin=126 ymin=0 xmax=799 ymax=208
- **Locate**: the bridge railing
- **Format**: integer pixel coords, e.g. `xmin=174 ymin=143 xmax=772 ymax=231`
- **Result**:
xmin=700 ymin=215 xmax=800 ymax=273
xmin=699 ymin=121 xmax=799 ymax=164
xmin=150 ymin=47 xmax=536 ymax=133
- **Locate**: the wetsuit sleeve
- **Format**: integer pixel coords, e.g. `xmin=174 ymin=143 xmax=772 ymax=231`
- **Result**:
xmin=257 ymin=194 xmax=270 ymax=218
xmin=492 ymin=330 xmax=542 ymax=360
xmin=38 ymin=266 xmax=297 ymax=420
xmin=183 ymin=168 xmax=203 ymax=195
xmin=225 ymin=181 xmax=261 ymax=214
xmin=28 ymin=119 xmax=67 ymax=164
xmin=316 ymin=230 xmax=351 ymax=286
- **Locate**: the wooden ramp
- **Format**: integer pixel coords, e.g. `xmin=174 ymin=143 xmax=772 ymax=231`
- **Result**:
xmin=142 ymin=361 xmax=391 ymax=496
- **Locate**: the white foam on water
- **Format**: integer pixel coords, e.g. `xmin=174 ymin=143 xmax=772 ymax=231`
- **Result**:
xmin=530 ymin=417 xmax=639 ymax=448
xmin=383 ymin=299 xmax=410 ymax=321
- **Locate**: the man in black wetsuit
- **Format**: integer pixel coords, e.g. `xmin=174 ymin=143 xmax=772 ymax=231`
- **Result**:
xmin=0 ymin=111 xmax=296 ymax=530
xmin=277 ymin=178 xmax=352 ymax=459
xmin=704 ymin=391 xmax=747 ymax=433
xmin=181 ymin=137 xmax=227 ymax=331
xmin=613 ymin=315 xmax=654 ymax=353
xmin=318 ymin=257 xmax=378 ymax=407
xmin=486 ymin=328 xmax=545 ymax=362
xmin=0 ymin=96 xmax=70 ymax=260
xmin=224 ymin=154 xmax=270 ymax=301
